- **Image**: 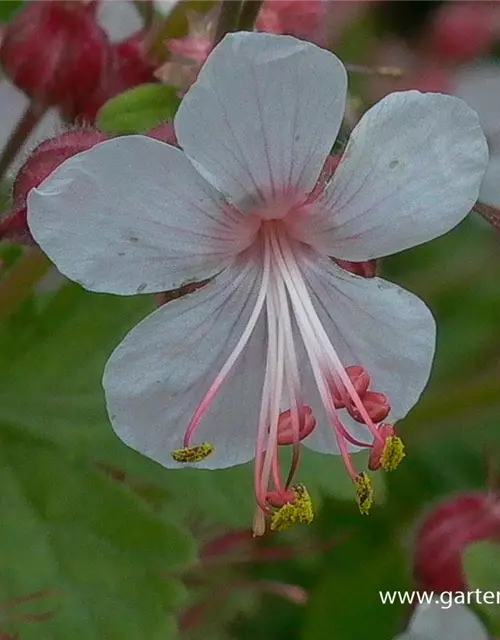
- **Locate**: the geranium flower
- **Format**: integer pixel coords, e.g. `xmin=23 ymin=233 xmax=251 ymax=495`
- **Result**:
xmin=27 ymin=33 xmax=487 ymax=533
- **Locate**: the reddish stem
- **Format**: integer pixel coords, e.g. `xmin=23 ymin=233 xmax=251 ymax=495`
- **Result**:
xmin=0 ymin=102 xmax=45 ymax=181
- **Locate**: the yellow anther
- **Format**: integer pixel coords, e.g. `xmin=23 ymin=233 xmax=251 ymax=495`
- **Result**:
xmin=355 ymin=472 xmax=373 ymax=515
xmin=270 ymin=484 xmax=314 ymax=532
xmin=171 ymin=442 xmax=214 ymax=463
xmin=380 ymin=435 xmax=405 ymax=471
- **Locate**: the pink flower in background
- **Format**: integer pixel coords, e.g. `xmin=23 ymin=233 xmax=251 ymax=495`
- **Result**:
xmin=428 ymin=1 xmax=500 ymax=65
xmin=28 ymin=33 xmax=487 ymax=533
xmin=257 ymin=0 xmax=327 ymax=45
xmin=158 ymin=10 xmax=215 ymax=91
xmin=159 ymin=0 xmax=361 ymax=93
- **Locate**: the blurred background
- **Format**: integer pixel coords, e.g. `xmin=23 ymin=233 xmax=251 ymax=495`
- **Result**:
xmin=0 ymin=1 xmax=499 ymax=638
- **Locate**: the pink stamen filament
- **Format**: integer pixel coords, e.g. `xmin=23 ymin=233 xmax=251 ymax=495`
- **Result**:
xmin=254 ymin=241 xmax=279 ymax=513
xmin=333 ymin=427 xmax=359 ymax=481
xmin=335 ymin=422 xmax=372 ymax=448
xmin=183 ymin=241 xmax=272 ymax=448
xmin=272 ymin=265 xmax=304 ymax=488
xmin=269 ymin=226 xmax=383 ymax=446
xmin=179 ymin=218 xmax=394 ymax=522
xmin=259 ymin=280 xmax=285 ymax=502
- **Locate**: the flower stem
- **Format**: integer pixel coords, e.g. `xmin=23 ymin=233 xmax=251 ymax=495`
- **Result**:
xmin=133 ymin=0 xmax=155 ymax=30
xmin=238 ymin=0 xmax=263 ymax=31
xmin=214 ymin=0 xmax=243 ymax=46
xmin=0 ymin=102 xmax=45 ymax=182
xmin=474 ymin=201 xmax=500 ymax=230
xmin=0 ymin=248 xmax=51 ymax=322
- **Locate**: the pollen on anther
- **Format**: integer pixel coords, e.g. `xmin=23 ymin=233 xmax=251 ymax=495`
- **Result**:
xmin=355 ymin=472 xmax=373 ymax=515
xmin=270 ymin=484 xmax=314 ymax=531
xmin=171 ymin=442 xmax=214 ymax=463
xmin=380 ymin=435 xmax=405 ymax=471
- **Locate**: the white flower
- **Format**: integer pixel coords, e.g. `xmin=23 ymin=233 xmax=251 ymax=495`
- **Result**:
xmin=396 ymin=603 xmax=488 ymax=640
xmin=27 ymin=33 xmax=487 ymax=531
xmin=453 ymin=60 xmax=500 ymax=207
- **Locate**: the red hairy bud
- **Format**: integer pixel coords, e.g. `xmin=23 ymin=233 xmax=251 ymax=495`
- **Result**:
xmin=63 ymin=30 xmax=158 ymax=124
xmin=414 ymin=491 xmax=500 ymax=592
xmin=1 ymin=129 xmax=108 ymax=244
xmin=0 ymin=0 xmax=110 ymax=109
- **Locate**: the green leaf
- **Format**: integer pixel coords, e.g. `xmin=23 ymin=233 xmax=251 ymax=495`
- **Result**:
xmin=97 ymin=84 xmax=181 ymax=135
xmin=302 ymin=500 xmax=411 ymax=640
xmin=464 ymin=541 xmax=500 ymax=625
xmin=0 ymin=425 xmax=193 ymax=639
xmin=0 ymin=0 xmax=23 ymax=22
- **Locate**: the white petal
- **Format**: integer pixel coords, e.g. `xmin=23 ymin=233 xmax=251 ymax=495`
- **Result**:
xmin=28 ymin=136 xmax=257 ymax=295
xmin=175 ymin=32 xmax=347 ymax=209
xmin=97 ymin=0 xmax=142 ymax=42
xmin=302 ymin=91 xmax=488 ymax=260
xmin=398 ymin=603 xmax=488 ymax=640
xmin=294 ymin=250 xmax=435 ymax=454
xmin=103 ymin=255 xmax=267 ymax=469
xmin=0 ymin=81 xmax=60 ymax=177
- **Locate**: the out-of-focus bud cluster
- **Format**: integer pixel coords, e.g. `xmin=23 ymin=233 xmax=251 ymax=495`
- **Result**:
xmin=62 ymin=28 xmax=158 ymax=123
xmin=370 ymin=0 xmax=500 ymax=97
xmin=0 ymin=0 xmax=158 ymax=126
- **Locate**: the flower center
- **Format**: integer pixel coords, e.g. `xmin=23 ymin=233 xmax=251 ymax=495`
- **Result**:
xmin=171 ymin=218 xmax=404 ymax=534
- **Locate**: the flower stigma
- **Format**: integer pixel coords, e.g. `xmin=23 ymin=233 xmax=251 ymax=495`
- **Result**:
xmin=171 ymin=442 xmax=215 ymax=463
xmin=270 ymin=484 xmax=314 ymax=532
xmin=355 ymin=472 xmax=374 ymax=515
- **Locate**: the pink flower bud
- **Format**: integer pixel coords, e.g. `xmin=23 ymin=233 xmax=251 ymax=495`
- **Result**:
xmin=0 ymin=0 xmax=110 ymax=109
xmin=1 ymin=129 xmax=108 ymax=244
xmin=347 ymin=391 xmax=390 ymax=424
xmin=276 ymin=406 xmax=316 ymax=445
xmin=414 ymin=492 xmax=500 ymax=592
xmin=332 ymin=366 xmax=371 ymax=409
xmin=63 ymin=30 xmax=158 ymax=124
